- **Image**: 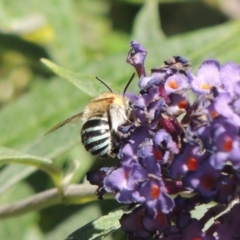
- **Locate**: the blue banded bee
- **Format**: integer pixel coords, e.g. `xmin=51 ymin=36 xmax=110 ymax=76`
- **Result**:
xmin=46 ymin=74 xmax=135 ymax=158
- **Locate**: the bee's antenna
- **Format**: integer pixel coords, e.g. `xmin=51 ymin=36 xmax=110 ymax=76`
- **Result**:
xmin=95 ymin=76 xmax=113 ymax=93
xmin=123 ymin=73 xmax=135 ymax=95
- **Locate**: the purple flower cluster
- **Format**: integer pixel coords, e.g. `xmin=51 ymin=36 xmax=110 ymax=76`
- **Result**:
xmin=87 ymin=40 xmax=240 ymax=240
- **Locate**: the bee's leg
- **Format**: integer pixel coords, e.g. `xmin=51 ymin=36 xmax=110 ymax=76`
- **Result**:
xmin=111 ymin=132 xmax=121 ymax=156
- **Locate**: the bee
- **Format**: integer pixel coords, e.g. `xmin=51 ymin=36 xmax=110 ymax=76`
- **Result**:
xmin=46 ymin=73 xmax=135 ymax=158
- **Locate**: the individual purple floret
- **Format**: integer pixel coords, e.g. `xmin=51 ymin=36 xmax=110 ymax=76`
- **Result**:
xmin=190 ymin=59 xmax=221 ymax=94
xmin=87 ymin=40 xmax=240 ymax=240
xmin=127 ymin=40 xmax=148 ymax=77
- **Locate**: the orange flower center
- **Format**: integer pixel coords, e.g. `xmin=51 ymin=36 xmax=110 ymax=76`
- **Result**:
xmin=203 ymin=175 xmax=216 ymax=190
xmin=168 ymin=79 xmax=179 ymax=89
xmin=150 ymin=185 xmax=160 ymax=199
xmin=210 ymin=110 xmax=219 ymax=118
xmin=186 ymin=157 xmax=198 ymax=171
xmin=156 ymin=212 xmax=166 ymax=225
xmin=124 ymin=170 xmax=130 ymax=179
xmin=178 ymin=100 xmax=188 ymax=109
xmin=223 ymin=137 xmax=233 ymax=152
xmin=201 ymin=83 xmax=212 ymax=90
xmin=153 ymin=149 xmax=162 ymax=162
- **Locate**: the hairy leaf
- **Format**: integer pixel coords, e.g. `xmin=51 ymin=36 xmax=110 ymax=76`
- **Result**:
xmin=0 ymin=146 xmax=62 ymax=186
xmin=65 ymin=207 xmax=132 ymax=240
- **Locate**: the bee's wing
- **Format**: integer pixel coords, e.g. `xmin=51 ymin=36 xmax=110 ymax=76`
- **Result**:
xmin=45 ymin=112 xmax=83 ymax=135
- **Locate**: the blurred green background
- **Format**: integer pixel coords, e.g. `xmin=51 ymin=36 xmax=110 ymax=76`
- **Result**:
xmin=0 ymin=0 xmax=240 ymax=239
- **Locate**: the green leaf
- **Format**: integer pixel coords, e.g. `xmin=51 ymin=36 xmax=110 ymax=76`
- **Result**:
xmin=62 ymin=159 xmax=80 ymax=185
xmin=0 ymin=77 xmax=89 ymax=195
xmin=45 ymin=202 xmax=102 ymax=240
xmin=0 ymin=146 xmax=62 ymax=187
xmin=125 ymin=0 xmax=199 ymax=3
xmin=65 ymin=207 xmax=132 ymax=240
xmin=0 ymin=165 xmax=36 ymax=196
xmin=41 ymin=58 xmax=112 ymax=97
xmin=0 ymin=0 xmax=85 ymax=69
xmin=0 ymin=124 xmax=83 ymax=196
xmin=36 ymin=0 xmax=85 ymax=68
xmin=0 ymin=77 xmax=85 ymax=148
xmin=0 ymin=181 xmax=40 ymax=240
xmin=132 ymin=0 xmax=165 ymax=46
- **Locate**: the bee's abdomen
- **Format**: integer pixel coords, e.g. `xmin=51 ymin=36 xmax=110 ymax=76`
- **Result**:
xmin=81 ymin=118 xmax=111 ymax=157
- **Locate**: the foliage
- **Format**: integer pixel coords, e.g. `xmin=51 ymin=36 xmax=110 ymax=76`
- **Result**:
xmin=0 ymin=0 xmax=239 ymax=239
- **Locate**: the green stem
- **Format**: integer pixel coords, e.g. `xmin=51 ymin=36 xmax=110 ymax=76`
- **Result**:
xmin=0 ymin=184 xmax=114 ymax=219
